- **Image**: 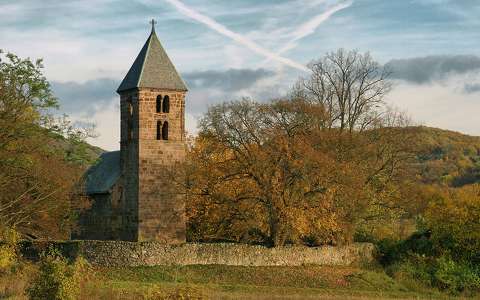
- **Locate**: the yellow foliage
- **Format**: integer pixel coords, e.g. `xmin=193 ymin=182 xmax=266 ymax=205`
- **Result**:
xmin=184 ymin=100 xmax=412 ymax=246
xmin=0 ymin=228 xmax=19 ymax=273
xmin=424 ymin=184 xmax=480 ymax=262
xmin=0 ymin=245 xmax=16 ymax=272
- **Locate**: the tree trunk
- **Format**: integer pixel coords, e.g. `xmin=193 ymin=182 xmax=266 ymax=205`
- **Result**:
xmin=267 ymin=203 xmax=284 ymax=247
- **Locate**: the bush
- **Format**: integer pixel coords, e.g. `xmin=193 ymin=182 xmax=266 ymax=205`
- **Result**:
xmin=0 ymin=244 xmax=17 ymax=273
xmin=0 ymin=228 xmax=19 ymax=273
xmin=424 ymin=184 xmax=480 ymax=264
xmin=433 ymin=256 xmax=480 ymax=294
xmin=27 ymin=249 xmax=91 ymax=300
xmin=388 ymin=254 xmax=433 ymax=285
xmin=387 ymin=254 xmax=480 ymax=295
xmin=376 ymin=231 xmax=434 ymax=267
xmin=376 ymin=185 xmax=480 ymax=295
xmin=163 ymin=286 xmax=206 ymax=299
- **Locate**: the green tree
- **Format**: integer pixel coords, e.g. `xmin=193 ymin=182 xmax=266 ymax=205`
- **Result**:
xmin=0 ymin=50 xmax=94 ymax=239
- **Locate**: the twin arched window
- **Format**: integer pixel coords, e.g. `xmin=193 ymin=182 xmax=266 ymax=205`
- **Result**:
xmin=156 ymin=95 xmax=170 ymax=113
xmin=156 ymin=121 xmax=169 ymax=140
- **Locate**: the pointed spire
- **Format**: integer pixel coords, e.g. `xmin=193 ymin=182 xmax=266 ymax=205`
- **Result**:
xmin=150 ymin=19 xmax=157 ymax=34
xmin=117 ymin=21 xmax=188 ymax=93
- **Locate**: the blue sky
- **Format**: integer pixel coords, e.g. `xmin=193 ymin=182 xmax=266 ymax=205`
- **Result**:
xmin=1 ymin=0 xmax=480 ymax=150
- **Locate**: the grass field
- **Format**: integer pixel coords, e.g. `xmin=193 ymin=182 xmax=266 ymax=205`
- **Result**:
xmin=2 ymin=264 xmax=468 ymax=299
xmin=83 ymin=265 xmax=457 ymax=299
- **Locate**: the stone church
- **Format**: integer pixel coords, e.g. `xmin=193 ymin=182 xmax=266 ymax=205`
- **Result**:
xmin=72 ymin=22 xmax=187 ymax=243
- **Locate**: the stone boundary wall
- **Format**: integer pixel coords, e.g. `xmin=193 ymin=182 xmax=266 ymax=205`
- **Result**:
xmin=19 ymin=241 xmax=375 ymax=267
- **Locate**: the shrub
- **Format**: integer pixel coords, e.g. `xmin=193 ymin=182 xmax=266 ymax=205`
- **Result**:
xmin=0 ymin=244 xmax=17 ymax=273
xmin=0 ymin=228 xmax=19 ymax=273
xmin=376 ymin=231 xmax=433 ymax=267
xmin=433 ymin=256 xmax=480 ymax=294
xmin=424 ymin=184 xmax=480 ymax=264
xmin=377 ymin=185 xmax=480 ymax=295
xmin=26 ymin=249 xmax=91 ymax=300
xmin=387 ymin=254 xmax=480 ymax=295
xmin=163 ymin=286 xmax=206 ymax=299
xmin=388 ymin=254 xmax=433 ymax=285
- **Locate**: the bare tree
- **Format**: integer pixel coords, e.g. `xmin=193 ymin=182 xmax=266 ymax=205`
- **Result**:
xmin=296 ymin=49 xmax=392 ymax=133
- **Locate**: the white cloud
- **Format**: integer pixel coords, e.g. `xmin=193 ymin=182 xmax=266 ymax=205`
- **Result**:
xmin=387 ymin=78 xmax=480 ymax=137
xmin=185 ymin=112 xmax=200 ymax=136
xmin=74 ymin=98 xmax=120 ymax=151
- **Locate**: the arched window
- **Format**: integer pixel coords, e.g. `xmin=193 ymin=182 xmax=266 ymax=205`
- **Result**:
xmin=162 ymin=121 xmax=169 ymax=140
xmin=156 ymin=95 xmax=162 ymax=113
xmin=156 ymin=121 xmax=162 ymax=140
xmin=162 ymin=95 xmax=170 ymax=113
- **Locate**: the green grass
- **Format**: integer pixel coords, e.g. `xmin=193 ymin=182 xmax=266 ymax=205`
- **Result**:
xmin=89 ymin=265 xmax=457 ymax=299
xmin=3 ymin=264 xmax=469 ymax=299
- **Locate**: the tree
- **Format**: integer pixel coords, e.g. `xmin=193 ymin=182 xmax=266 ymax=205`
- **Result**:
xmin=295 ymin=49 xmax=415 ymax=238
xmin=295 ymin=48 xmax=392 ymax=133
xmin=182 ymin=100 xmax=350 ymax=246
xmin=0 ymin=50 xmax=93 ymax=239
xmin=176 ymin=49 xmax=414 ymax=247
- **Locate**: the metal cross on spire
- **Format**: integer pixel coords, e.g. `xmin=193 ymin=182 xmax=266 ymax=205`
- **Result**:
xmin=150 ymin=19 xmax=157 ymax=33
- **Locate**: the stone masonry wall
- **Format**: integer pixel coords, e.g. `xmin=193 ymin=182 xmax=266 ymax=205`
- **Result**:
xmin=72 ymin=183 xmax=124 ymax=240
xmin=137 ymin=88 xmax=186 ymax=243
xmin=120 ymin=90 xmax=140 ymax=241
xmin=118 ymin=88 xmax=187 ymax=243
xmin=20 ymin=241 xmax=375 ymax=267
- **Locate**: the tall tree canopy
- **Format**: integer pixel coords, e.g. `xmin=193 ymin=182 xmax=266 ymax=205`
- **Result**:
xmin=0 ymin=51 xmax=94 ymax=239
xmin=179 ymin=50 xmax=414 ymax=247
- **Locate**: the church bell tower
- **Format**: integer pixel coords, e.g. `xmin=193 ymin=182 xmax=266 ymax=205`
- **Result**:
xmin=117 ymin=20 xmax=187 ymax=243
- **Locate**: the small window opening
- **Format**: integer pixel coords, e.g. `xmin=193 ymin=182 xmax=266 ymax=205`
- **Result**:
xmin=162 ymin=121 xmax=169 ymax=140
xmin=156 ymin=121 xmax=162 ymax=140
xmin=162 ymin=95 xmax=170 ymax=113
xmin=156 ymin=95 xmax=162 ymax=113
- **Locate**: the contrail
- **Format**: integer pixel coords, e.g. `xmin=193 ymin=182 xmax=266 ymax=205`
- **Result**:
xmin=164 ymin=0 xmax=309 ymax=72
xmin=277 ymin=1 xmax=353 ymax=55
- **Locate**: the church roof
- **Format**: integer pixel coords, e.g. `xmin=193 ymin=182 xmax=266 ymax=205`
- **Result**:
xmin=117 ymin=25 xmax=188 ymax=93
xmin=85 ymin=151 xmax=121 ymax=195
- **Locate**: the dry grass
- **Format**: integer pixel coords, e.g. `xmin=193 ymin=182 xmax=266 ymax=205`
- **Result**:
xmin=88 ymin=265 xmax=452 ymax=300
xmin=1 ymin=264 xmax=468 ymax=299
xmin=0 ymin=270 xmax=30 ymax=300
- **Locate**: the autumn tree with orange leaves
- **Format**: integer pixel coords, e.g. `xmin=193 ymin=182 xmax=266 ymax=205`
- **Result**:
xmin=172 ymin=49 xmax=415 ymax=247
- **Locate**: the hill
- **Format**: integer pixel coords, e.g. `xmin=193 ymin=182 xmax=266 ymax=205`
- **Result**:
xmin=48 ymin=133 xmax=104 ymax=167
xmin=409 ymin=126 xmax=480 ymax=186
xmin=68 ymin=126 xmax=480 ymax=187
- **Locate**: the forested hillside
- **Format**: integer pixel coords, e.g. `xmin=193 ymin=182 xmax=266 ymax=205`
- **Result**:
xmin=410 ymin=126 xmax=480 ymax=186
xmin=78 ymin=125 xmax=480 ymax=187
xmin=79 ymin=126 xmax=480 ymax=187
xmin=48 ymin=132 xmax=103 ymax=167
xmin=77 ymin=125 xmax=480 ymax=188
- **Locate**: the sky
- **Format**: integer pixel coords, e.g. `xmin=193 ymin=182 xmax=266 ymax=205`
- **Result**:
xmin=1 ymin=0 xmax=480 ymax=150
